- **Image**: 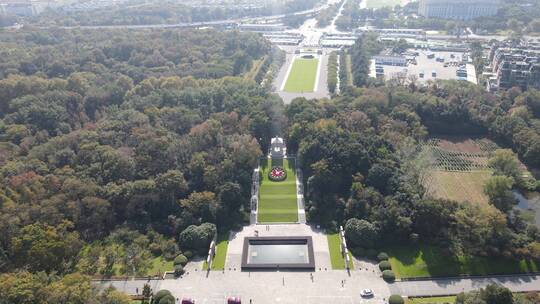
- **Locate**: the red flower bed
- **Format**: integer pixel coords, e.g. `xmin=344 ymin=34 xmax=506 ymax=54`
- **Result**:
xmin=268 ymin=167 xmax=287 ymax=181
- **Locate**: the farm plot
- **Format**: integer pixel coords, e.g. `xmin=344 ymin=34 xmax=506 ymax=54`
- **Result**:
xmin=425 ymin=170 xmax=492 ymax=205
xmin=420 ymin=137 xmax=498 ymax=205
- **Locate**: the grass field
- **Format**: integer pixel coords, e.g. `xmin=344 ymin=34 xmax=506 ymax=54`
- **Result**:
xmin=284 ymin=58 xmax=319 ymax=93
xmin=385 ymin=244 xmax=539 ymax=279
xmin=406 ymin=296 xmax=456 ymax=304
xmin=327 ymin=233 xmax=354 ymax=269
xmin=258 ymin=158 xmax=298 ymax=223
xmin=426 ymin=170 xmax=492 ymax=205
xmin=366 ymin=0 xmax=401 ymax=8
xmin=147 ymin=256 xmax=174 ymax=276
xmin=203 ymin=233 xmax=229 ymax=270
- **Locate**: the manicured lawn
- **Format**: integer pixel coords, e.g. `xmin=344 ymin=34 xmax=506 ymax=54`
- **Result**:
xmin=385 ymin=244 xmax=539 ymax=279
xmin=147 ymin=256 xmax=174 ymax=276
xmin=406 ymin=296 xmax=456 ymax=304
xmin=204 ymin=233 xmax=229 ymax=270
xmin=284 ymin=58 xmax=319 ymax=93
xmin=366 ymin=0 xmax=401 ymax=8
xmin=258 ymin=158 xmax=298 ymax=223
xmin=327 ymin=233 xmax=354 ymax=270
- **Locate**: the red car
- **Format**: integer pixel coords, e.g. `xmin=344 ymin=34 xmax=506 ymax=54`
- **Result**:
xmin=181 ymin=298 xmax=195 ymax=304
xmin=227 ymin=296 xmax=241 ymax=304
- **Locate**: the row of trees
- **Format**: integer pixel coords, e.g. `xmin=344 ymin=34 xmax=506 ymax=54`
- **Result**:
xmin=327 ymin=52 xmax=338 ymax=94
xmin=315 ymin=0 xmax=343 ymax=28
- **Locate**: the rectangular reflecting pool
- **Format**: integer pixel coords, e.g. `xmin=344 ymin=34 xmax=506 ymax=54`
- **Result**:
xmin=241 ymin=236 xmax=315 ymax=270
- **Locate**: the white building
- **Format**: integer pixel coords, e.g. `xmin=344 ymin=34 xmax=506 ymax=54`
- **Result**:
xmin=418 ymin=0 xmax=499 ymax=20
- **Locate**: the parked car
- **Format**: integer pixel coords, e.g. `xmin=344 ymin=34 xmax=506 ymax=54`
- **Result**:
xmin=227 ymin=296 xmax=241 ymax=304
xmin=360 ymin=289 xmax=374 ymax=298
xmin=181 ymin=298 xmax=195 ymax=304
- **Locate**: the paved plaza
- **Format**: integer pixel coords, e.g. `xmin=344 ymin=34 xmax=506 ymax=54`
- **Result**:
xmin=99 ymin=267 xmax=391 ymax=304
xmin=390 ymin=275 xmax=540 ymax=297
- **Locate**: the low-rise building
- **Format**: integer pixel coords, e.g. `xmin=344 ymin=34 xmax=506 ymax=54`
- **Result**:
xmin=418 ymin=0 xmax=499 ymax=20
xmin=373 ymin=54 xmax=407 ymax=66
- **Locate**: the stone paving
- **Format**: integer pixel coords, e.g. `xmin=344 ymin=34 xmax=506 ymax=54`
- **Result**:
xmin=99 ymin=267 xmax=391 ymax=304
xmin=390 ymin=275 xmax=540 ymax=297
xmin=225 ymin=224 xmax=332 ymax=270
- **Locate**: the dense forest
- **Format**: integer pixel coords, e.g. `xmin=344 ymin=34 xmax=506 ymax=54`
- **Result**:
xmin=287 ymin=75 xmax=540 ymax=258
xmin=0 ymin=28 xmax=282 ymax=301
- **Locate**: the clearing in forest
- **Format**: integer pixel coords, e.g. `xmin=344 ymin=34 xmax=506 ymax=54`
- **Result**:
xmin=420 ymin=137 xmax=498 ymax=205
xmin=258 ymin=158 xmax=298 ymax=223
xmin=284 ymin=58 xmax=319 ymax=93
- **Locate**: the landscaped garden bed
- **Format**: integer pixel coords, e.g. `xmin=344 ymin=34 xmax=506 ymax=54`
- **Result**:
xmin=258 ymin=158 xmax=298 ymax=223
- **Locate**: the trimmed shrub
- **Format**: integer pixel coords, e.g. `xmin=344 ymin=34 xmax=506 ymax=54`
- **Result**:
xmin=174 ymin=254 xmax=188 ymax=266
xmin=327 ymin=52 xmax=338 ymax=93
xmin=382 ymin=270 xmax=396 ymax=282
xmin=379 ymin=260 xmax=392 ymax=271
xmin=388 ymin=295 xmax=404 ymax=304
xmin=377 ymin=252 xmax=389 ymax=261
xmin=174 ymin=264 xmax=185 ymax=277
xmin=184 ymin=251 xmax=193 ymax=258
xmin=158 ymin=294 xmax=176 ymax=304
xmin=153 ymin=290 xmax=172 ymax=303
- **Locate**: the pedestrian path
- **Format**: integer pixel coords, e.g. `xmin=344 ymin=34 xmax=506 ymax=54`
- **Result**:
xmin=390 ymin=274 xmax=540 ymax=297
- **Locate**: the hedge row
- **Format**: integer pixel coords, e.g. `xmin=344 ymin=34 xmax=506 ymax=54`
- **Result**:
xmin=338 ymin=50 xmax=349 ymax=92
xmin=327 ymin=51 xmax=338 ymax=94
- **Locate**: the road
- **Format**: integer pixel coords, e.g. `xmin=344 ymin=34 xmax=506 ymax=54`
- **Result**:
xmin=96 ymin=273 xmax=540 ymax=302
xmin=97 ymin=269 xmax=391 ymax=304
xmin=32 ymin=0 xmax=337 ymax=30
xmin=390 ymin=275 xmax=540 ymax=297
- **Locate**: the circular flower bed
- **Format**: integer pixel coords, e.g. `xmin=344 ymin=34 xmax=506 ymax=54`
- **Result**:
xmin=268 ymin=166 xmax=287 ymax=182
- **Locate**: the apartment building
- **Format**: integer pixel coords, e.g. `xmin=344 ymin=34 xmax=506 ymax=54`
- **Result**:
xmin=487 ymin=43 xmax=540 ymax=91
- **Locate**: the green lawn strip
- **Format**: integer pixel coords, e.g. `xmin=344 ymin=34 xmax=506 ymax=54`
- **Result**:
xmin=203 ymin=233 xmax=229 ymax=270
xmin=366 ymin=0 xmax=400 ymax=8
xmin=258 ymin=159 xmax=298 ymax=223
xmin=145 ymin=256 xmax=174 ymax=276
xmin=385 ymin=244 xmax=539 ymax=279
xmin=406 ymin=296 xmax=456 ymax=304
xmin=284 ymin=58 xmax=319 ymax=93
xmin=327 ymin=233 xmax=354 ymax=270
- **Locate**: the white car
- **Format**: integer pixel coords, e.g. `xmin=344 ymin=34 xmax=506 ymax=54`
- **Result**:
xmin=360 ymin=289 xmax=374 ymax=298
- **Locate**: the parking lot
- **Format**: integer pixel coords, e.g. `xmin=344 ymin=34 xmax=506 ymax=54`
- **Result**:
xmin=370 ymin=50 xmax=477 ymax=84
